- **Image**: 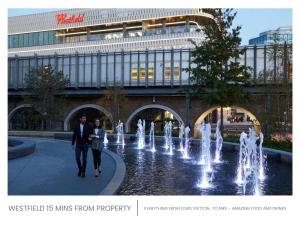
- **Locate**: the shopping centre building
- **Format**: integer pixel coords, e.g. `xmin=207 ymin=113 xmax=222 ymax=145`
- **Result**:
xmin=8 ymin=8 xmax=292 ymax=135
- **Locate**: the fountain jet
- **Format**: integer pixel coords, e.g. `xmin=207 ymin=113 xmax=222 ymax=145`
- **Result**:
xmin=213 ymin=120 xmax=223 ymax=163
xmin=136 ymin=119 xmax=145 ymax=149
xmin=149 ymin=121 xmax=156 ymax=152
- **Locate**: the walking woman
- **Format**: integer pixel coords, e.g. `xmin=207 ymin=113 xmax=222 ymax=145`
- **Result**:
xmin=90 ymin=118 xmax=105 ymax=177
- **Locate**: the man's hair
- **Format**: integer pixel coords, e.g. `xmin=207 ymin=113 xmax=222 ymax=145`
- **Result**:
xmin=79 ymin=114 xmax=87 ymax=119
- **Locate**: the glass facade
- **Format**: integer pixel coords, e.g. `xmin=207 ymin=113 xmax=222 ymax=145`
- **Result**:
xmin=8 ymin=18 xmax=201 ymax=49
xmin=8 ymin=45 xmax=290 ymax=90
xmin=249 ymin=27 xmax=292 ymax=45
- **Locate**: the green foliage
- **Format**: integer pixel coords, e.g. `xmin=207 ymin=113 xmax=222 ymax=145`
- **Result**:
xmin=100 ymin=83 xmax=129 ymax=127
xmin=24 ymin=64 xmax=69 ymax=130
xmin=223 ymin=135 xmax=292 ymax=152
xmin=186 ymin=9 xmax=252 ymax=107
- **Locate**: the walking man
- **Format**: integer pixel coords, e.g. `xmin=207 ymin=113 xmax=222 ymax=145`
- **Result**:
xmin=72 ymin=114 xmax=92 ymax=178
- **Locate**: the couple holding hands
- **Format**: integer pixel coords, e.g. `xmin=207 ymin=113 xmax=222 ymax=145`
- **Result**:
xmin=71 ymin=114 xmax=105 ymax=178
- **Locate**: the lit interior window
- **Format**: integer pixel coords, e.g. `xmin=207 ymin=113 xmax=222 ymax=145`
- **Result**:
xmin=140 ymin=68 xmax=145 ymax=81
xmin=165 ymin=67 xmax=171 ymax=80
xmin=148 ymin=67 xmax=154 ymax=80
xmin=131 ymin=68 xmax=137 ymax=80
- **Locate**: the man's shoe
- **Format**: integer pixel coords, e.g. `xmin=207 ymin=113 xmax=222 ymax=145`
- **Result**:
xmin=81 ymin=172 xmax=86 ymax=178
xmin=77 ymin=170 xmax=81 ymax=177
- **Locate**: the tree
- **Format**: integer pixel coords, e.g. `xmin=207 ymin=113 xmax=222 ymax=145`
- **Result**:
xmin=99 ymin=83 xmax=129 ymax=131
xmin=24 ymin=64 xmax=69 ymax=130
xmin=186 ymin=8 xmax=252 ymax=135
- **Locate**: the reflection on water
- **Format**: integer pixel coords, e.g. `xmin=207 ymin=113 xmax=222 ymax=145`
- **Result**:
xmin=107 ymin=140 xmax=292 ymax=195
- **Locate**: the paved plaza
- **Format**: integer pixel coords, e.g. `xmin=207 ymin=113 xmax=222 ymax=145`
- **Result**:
xmin=8 ymin=137 xmax=121 ymax=195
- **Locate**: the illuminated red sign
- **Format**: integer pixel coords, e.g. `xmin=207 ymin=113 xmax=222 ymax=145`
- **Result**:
xmin=55 ymin=13 xmax=85 ymax=25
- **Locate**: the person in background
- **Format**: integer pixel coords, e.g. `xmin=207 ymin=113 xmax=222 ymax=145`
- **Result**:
xmin=90 ymin=118 xmax=105 ymax=177
xmin=72 ymin=114 xmax=92 ymax=178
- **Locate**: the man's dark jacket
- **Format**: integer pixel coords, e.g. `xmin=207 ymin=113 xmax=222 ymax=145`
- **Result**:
xmin=72 ymin=123 xmax=92 ymax=146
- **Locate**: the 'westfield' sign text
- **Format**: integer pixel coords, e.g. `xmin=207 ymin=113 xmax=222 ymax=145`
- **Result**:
xmin=56 ymin=13 xmax=85 ymax=25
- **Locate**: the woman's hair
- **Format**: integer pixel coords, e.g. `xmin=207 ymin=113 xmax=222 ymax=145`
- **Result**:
xmin=94 ymin=118 xmax=102 ymax=128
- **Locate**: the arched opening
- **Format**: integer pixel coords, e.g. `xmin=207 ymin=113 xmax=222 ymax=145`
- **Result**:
xmin=9 ymin=105 xmax=44 ymax=130
xmin=64 ymin=104 xmax=113 ymax=131
xmin=194 ymin=106 xmax=261 ymax=137
xmin=125 ymin=104 xmax=183 ymax=135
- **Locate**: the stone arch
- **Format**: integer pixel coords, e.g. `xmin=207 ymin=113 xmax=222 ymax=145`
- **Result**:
xmin=64 ymin=104 xmax=113 ymax=131
xmin=193 ymin=105 xmax=261 ymax=137
xmin=8 ymin=104 xmax=32 ymax=122
xmin=125 ymin=104 xmax=183 ymax=132
xmin=8 ymin=104 xmax=44 ymax=130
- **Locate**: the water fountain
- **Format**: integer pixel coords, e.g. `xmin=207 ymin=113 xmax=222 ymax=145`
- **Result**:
xmin=182 ymin=126 xmax=191 ymax=159
xmin=103 ymin=132 xmax=108 ymax=145
xmin=213 ymin=120 xmax=223 ymax=163
xmin=258 ymin=132 xmax=265 ymax=181
xmin=168 ymin=121 xmax=174 ymax=155
xmin=149 ymin=121 xmax=156 ymax=152
xmin=197 ymin=122 xmax=213 ymax=188
xmin=178 ymin=123 xmax=185 ymax=152
xmin=116 ymin=120 xmax=125 ymax=146
xmin=136 ymin=119 xmax=145 ymax=149
xmin=236 ymin=131 xmax=247 ymax=185
xmin=164 ymin=121 xmax=169 ymax=149
xmin=235 ymin=128 xmax=265 ymax=195
xmin=198 ymin=123 xmax=212 ymax=171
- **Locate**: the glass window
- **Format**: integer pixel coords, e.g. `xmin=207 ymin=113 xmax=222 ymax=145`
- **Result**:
xmin=173 ymin=51 xmax=180 ymax=82
xmin=18 ymin=60 xmax=24 ymax=87
xmin=63 ymin=56 xmax=70 ymax=80
xmin=88 ymin=34 xmax=101 ymax=41
xmin=23 ymin=33 xmax=29 ymax=47
xmin=164 ymin=51 xmax=171 ymax=83
xmin=8 ymin=60 xmax=12 ymax=88
xmin=124 ymin=54 xmax=130 ymax=86
xmin=139 ymin=53 xmax=146 ymax=83
xmin=18 ymin=34 xmax=23 ymax=48
xmin=85 ymin=56 xmax=92 ymax=86
xmin=33 ymin=32 xmax=39 ymax=46
xmin=107 ymin=55 xmax=114 ymax=85
xmin=29 ymin=58 xmax=36 ymax=70
xmin=48 ymin=31 xmax=54 ymax=45
xmin=10 ymin=60 xmax=17 ymax=87
xmin=181 ymin=51 xmax=189 ymax=84
xmin=70 ymin=56 xmax=76 ymax=86
xmin=115 ymin=54 xmax=122 ymax=84
xmin=37 ymin=58 xmax=43 ymax=67
xmin=101 ymin=55 xmax=107 ymax=86
xmin=79 ymin=35 xmax=87 ymax=42
xmin=78 ymin=56 xmax=85 ymax=87
xmin=155 ymin=52 xmax=163 ymax=85
xmin=92 ymin=55 xmax=97 ymax=87
xmin=28 ymin=33 xmax=34 ymax=47
xmin=8 ymin=36 xmax=13 ymax=48
xmin=13 ymin=35 xmax=19 ymax=48
xmin=44 ymin=31 xmax=49 ymax=45
xmin=148 ymin=53 xmax=155 ymax=83
xmin=49 ymin=57 xmax=55 ymax=69
xmin=38 ymin=32 xmax=44 ymax=46
xmin=131 ymin=53 xmax=138 ymax=84
xmin=42 ymin=57 xmax=49 ymax=67
xmin=21 ymin=59 xmax=28 ymax=88
xmin=57 ymin=57 xmax=63 ymax=72
xmin=53 ymin=31 xmax=59 ymax=45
